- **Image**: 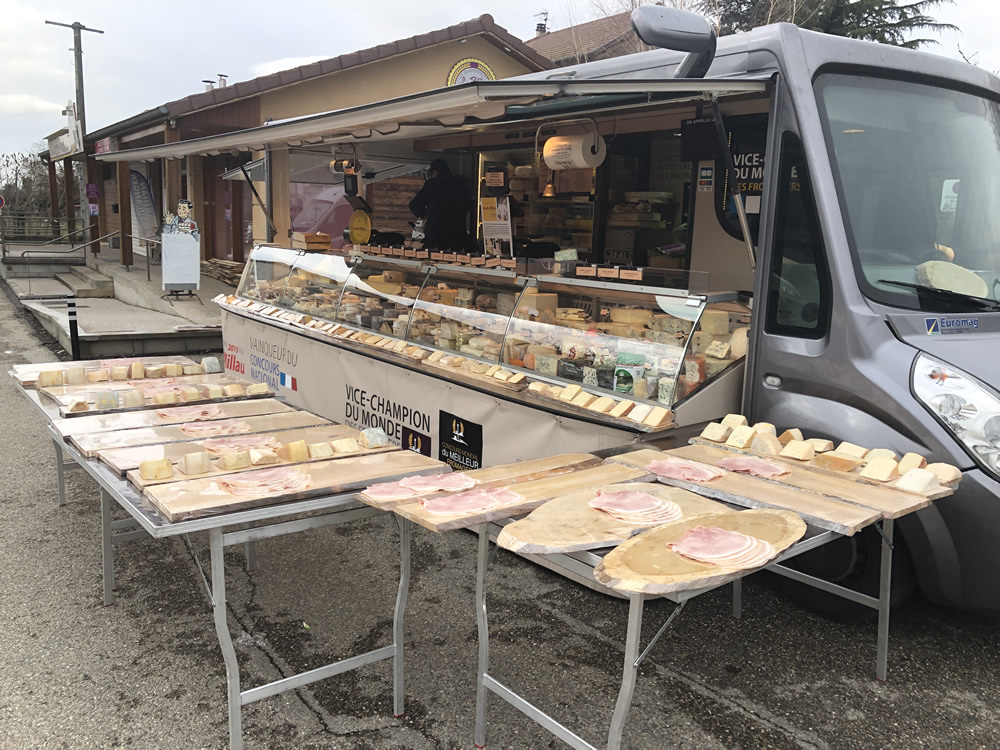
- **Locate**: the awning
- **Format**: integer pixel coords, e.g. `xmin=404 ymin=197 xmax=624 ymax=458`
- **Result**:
xmin=95 ymin=77 xmax=770 ymax=163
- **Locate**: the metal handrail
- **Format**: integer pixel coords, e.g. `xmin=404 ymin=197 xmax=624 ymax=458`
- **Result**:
xmin=21 ymin=227 xmax=113 ymax=257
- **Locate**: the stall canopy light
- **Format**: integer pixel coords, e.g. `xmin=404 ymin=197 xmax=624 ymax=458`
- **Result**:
xmin=542 ymin=182 xmax=557 ymax=198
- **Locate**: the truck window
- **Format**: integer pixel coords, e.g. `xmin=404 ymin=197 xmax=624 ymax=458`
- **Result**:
xmin=765 ymin=133 xmax=830 ymax=337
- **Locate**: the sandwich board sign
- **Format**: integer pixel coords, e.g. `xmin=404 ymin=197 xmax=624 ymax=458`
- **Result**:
xmin=161 ymin=199 xmax=200 ymax=291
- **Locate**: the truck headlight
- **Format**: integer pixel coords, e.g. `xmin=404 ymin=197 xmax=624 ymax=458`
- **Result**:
xmin=913 ymin=353 xmax=1000 ymax=476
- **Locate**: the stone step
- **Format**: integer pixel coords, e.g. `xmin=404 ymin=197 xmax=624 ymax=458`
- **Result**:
xmin=6 ymin=276 xmax=76 ymax=299
xmin=70 ymin=265 xmax=114 ymax=291
xmin=54 ymin=273 xmax=114 ymax=298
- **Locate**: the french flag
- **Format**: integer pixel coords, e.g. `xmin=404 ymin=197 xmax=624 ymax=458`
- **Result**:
xmin=279 ymin=372 xmax=298 ymax=391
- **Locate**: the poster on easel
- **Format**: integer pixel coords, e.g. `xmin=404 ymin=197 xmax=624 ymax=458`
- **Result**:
xmin=161 ymin=199 xmax=201 ymax=291
xmin=480 ymin=196 xmax=513 ymax=258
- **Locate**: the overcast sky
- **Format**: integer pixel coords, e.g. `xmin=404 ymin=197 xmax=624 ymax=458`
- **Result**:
xmin=1 ymin=0 xmax=996 ymax=155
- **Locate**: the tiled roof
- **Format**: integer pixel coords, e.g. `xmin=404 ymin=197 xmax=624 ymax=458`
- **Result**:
xmin=525 ymin=12 xmax=637 ymax=65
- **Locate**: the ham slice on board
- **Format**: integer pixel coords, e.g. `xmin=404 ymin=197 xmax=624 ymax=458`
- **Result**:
xmin=647 ymin=458 xmax=726 ymax=482
xmin=179 ymin=419 xmax=252 ymax=437
xmin=157 ymin=404 xmax=223 ymax=421
xmin=202 ymin=434 xmax=282 ymax=455
xmin=399 ymin=472 xmax=476 ymax=493
xmin=716 ymin=456 xmax=790 ymax=478
xmin=667 ymin=526 xmax=776 ymax=568
xmin=361 ymin=481 xmax=416 ymax=502
xmin=588 ymin=488 xmax=682 ymax=525
xmin=219 ymin=466 xmax=310 ymax=498
xmin=421 ymin=487 xmax=523 ymax=516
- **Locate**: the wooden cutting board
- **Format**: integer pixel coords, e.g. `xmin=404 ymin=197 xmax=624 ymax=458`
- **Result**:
xmin=524 ymin=388 xmax=677 ymax=434
xmin=357 ymin=452 xmax=602 ymax=511
xmin=496 ymin=483 xmax=729 ymax=554
xmin=12 ymin=356 xmax=196 ymax=386
xmin=53 ymin=398 xmax=295 ymax=439
xmin=72 ymin=411 xmax=329 ymax=457
xmin=145 ymin=450 xmax=447 ymax=522
xmin=668 ymin=443 xmax=935 ymax=519
xmin=422 ymin=359 xmax=529 ymax=392
xmin=689 ymin=438 xmax=953 ymax=499
xmin=393 ymin=463 xmax=651 ymax=533
xmin=594 ymin=509 xmax=807 ymax=595
xmin=39 ymin=372 xmax=235 ymax=399
xmin=607 ymin=448 xmax=880 ymax=536
xmin=99 ymin=423 xmax=393 ymax=478
xmin=56 ymin=388 xmax=273 ymax=419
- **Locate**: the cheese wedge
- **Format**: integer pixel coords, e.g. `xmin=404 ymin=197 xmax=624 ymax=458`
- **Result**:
xmin=493 ymin=370 xmax=512 ymax=382
xmin=427 ymin=351 xmax=445 ymax=363
xmin=751 ymin=433 xmax=783 ymax=455
xmin=182 ymin=364 xmax=203 ymax=376
xmin=528 ymin=382 xmax=550 ymax=394
xmin=898 ymin=453 xmax=927 ymax=474
xmin=87 ymin=369 xmax=110 ymax=383
xmin=164 ymin=364 xmax=183 ymax=377
xmin=485 ymin=365 xmax=501 ymax=377
xmin=180 ymin=452 xmax=212 ymax=475
xmin=726 ymin=426 xmax=757 ymax=449
xmin=609 ymin=400 xmax=635 ymax=419
xmin=860 ymin=457 xmax=899 ymax=482
xmin=121 ymin=390 xmax=144 ymax=407
xmin=127 ymin=362 xmax=144 ymax=379
xmin=220 ymin=451 xmax=252 ymax=470
xmin=66 ymin=398 xmax=89 ymax=413
xmin=700 ymin=422 xmax=733 ymax=443
xmin=139 ymin=458 xmax=174 ymax=481
xmin=222 ymin=384 xmax=245 ymax=397
xmin=806 ymin=438 xmax=834 ymax=453
xmin=836 ymin=442 xmax=868 ymax=459
xmin=308 ymin=442 xmax=335 ymax=459
xmin=628 ymin=404 xmax=653 ymax=423
xmin=571 ymin=391 xmax=597 ymax=409
xmin=107 ymin=366 xmax=127 ymax=381
xmin=644 ymin=406 xmax=673 ymax=427
xmin=95 ymin=391 xmax=119 ymax=410
xmin=331 ymin=437 xmax=361 ymax=453
xmin=560 ymin=384 xmax=583 ymax=402
xmin=277 ymin=440 xmax=308 ymax=462
xmin=864 ymin=448 xmax=898 ymax=463
xmin=359 ymin=428 xmax=390 ymax=448
xmin=202 ymin=356 xmax=222 ymax=374
xmin=896 ymin=467 xmax=939 ymax=493
xmin=926 ymin=462 xmax=961 ymax=484
xmin=752 ymin=422 xmax=777 ymax=436
xmin=448 ymin=357 xmax=466 ymax=368
xmin=246 ymin=383 xmax=270 ymax=395
xmin=145 ymin=365 xmax=165 ymax=379
xmin=152 ymin=392 xmax=177 ymax=405
xmin=249 ymin=449 xmax=279 ymax=466
xmin=64 ymin=367 xmax=86 ymax=385
xmin=779 ymin=439 xmax=815 ymax=461
xmin=179 ymin=387 xmax=201 ymax=402
xmin=588 ymin=396 xmax=615 ymax=414
xmin=201 ymin=384 xmax=224 ymax=399
xmin=778 ymin=428 xmax=804 ymax=445
xmin=37 ymin=370 xmax=64 ymax=387
xmin=814 ymin=451 xmax=864 ymax=472
xmin=721 ymin=414 xmax=748 ymax=429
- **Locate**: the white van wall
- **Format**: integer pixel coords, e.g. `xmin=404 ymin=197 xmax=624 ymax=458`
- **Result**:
xmin=689 ymin=158 xmax=757 ymax=292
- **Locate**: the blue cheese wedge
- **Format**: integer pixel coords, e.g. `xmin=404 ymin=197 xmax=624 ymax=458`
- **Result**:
xmin=360 ymin=428 xmax=390 ymax=448
xmin=95 ymin=391 xmax=120 ymax=410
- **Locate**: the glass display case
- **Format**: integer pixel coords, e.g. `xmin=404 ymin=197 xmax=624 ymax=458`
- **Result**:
xmin=237 ymin=244 xmax=299 ymax=302
xmin=337 ymin=257 xmax=429 ymax=339
xmin=278 ymin=252 xmax=357 ymax=318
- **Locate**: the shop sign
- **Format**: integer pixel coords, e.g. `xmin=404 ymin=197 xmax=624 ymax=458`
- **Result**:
xmin=438 ymin=410 xmax=483 ymax=471
xmin=447 ymin=58 xmax=496 ymax=86
xmin=94 ymin=137 xmax=115 ymax=154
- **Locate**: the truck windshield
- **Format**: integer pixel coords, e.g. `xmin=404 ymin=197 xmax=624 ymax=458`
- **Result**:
xmin=816 ymin=74 xmax=1000 ymax=312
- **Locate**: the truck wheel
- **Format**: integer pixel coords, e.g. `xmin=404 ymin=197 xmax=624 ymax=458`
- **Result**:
xmin=770 ymin=526 xmax=917 ymax=621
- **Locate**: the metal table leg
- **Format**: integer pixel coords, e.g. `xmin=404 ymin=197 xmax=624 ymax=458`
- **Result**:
xmin=607 ymin=594 xmax=645 ymax=750
xmin=876 ymin=518 xmax=894 ymax=681
xmin=393 ymin=518 xmax=412 ymax=718
xmin=210 ymin=527 xmax=244 ymax=750
xmin=100 ymin=489 xmax=115 ymax=606
xmin=52 ymin=437 xmax=67 ymax=507
xmin=244 ymin=522 xmax=256 ymax=572
xmin=732 ymin=579 xmax=743 ymax=619
xmin=474 ymin=523 xmax=491 ymax=749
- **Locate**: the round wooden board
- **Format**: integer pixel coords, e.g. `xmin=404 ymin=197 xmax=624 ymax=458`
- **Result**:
xmin=497 ymin=483 xmax=728 ymax=554
xmin=594 ymin=509 xmax=807 ymax=595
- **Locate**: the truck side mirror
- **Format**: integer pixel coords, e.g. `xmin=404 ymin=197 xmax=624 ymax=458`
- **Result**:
xmin=630 ymin=6 xmax=717 ymax=79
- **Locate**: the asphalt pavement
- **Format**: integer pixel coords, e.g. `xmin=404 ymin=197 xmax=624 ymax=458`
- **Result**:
xmin=1 ymin=282 xmax=998 ymax=749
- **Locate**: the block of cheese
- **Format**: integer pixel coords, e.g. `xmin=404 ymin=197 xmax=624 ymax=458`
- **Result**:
xmin=508 ymin=372 xmax=526 ymax=385
xmin=536 ymin=354 xmax=560 ymax=376
xmin=202 ymin=356 xmax=222 ymax=374
xmin=182 ymin=364 xmax=202 ymax=376
xmin=37 ymin=370 xmax=64 ymax=387
xmin=95 ymin=391 xmax=120 ymax=410
xmin=778 ymin=428 xmax=804 ymax=445
xmin=246 ymin=383 xmax=270 ymax=395
xmin=609 ymin=400 xmax=635 ymax=419
xmin=751 ymin=433 xmax=783 ymax=455
xmin=587 ymin=396 xmax=615 ymax=414
xmin=164 ymin=364 xmax=183 ymax=377
xmin=896 ymin=467 xmax=940 ymax=493
xmin=628 ymin=404 xmax=652 ymax=423
xmin=249 ymin=449 xmax=279 ymax=466
xmin=729 ymin=327 xmax=750 ymax=359
xmin=109 ymin=366 xmax=128 ymax=381
xmin=696 ymin=421 xmax=733 ymax=444
xmin=360 ymin=428 xmax=390 ymax=448
xmin=220 ymin=451 xmax=252 ymax=470
xmin=610 ymin=308 xmax=653 ymax=326
xmin=644 ymin=406 xmax=673 ymax=427
xmin=308 ymin=442 xmax=335 ymax=459
xmin=180 ymin=452 xmax=212 ymax=475
xmin=180 ymin=387 xmax=201 ymax=402
xmin=806 ymin=438 xmax=834 ymax=453
xmin=447 ymin=357 xmax=466 ymax=368
xmin=493 ymin=370 xmax=512 ymax=382
xmin=121 ymin=390 xmax=144 ymax=408
xmin=528 ymin=382 xmax=550 ymax=395
xmin=428 ymin=351 xmax=445 ymax=363
xmin=277 ymin=440 xmax=308 ymax=462
xmin=864 ymin=448 xmax=897 ymax=463
xmin=559 ymin=384 xmax=582 ymax=402
xmin=201 ymin=384 xmax=224 ymax=399
xmin=66 ymin=398 xmax=89 ymax=413
xmin=152 ymin=392 xmax=177 ymax=405
xmin=87 ymin=368 xmax=110 ymax=383
xmin=332 ymin=437 xmax=361 ymax=454
xmin=721 ymin=414 xmax=749 ymax=429
xmin=145 ymin=365 xmax=165 ymax=379
xmin=64 ymin=366 xmax=86 ymax=385
xmin=814 ymin=451 xmax=864 ymax=472
xmin=139 ymin=458 xmax=174 ymax=481
xmin=726 ymin=426 xmax=757 ymax=449
xmin=926 ymin=462 xmax=961 ymax=484
xmin=860 ymin=457 xmax=899 ymax=482
xmin=485 ymin=365 xmax=501 ymax=377
xmin=898 ymin=453 xmax=927 ymax=474
xmin=836 ymin=442 xmax=868 ymax=459
xmin=704 ymin=340 xmax=732 ymax=359
xmin=752 ymin=422 xmax=777 ymax=436
xmin=779 ymin=439 xmax=815 ymax=461
xmin=222 ymin=384 xmax=245 ymax=397
xmin=700 ymin=309 xmax=731 ymax=335
xmin=632 ymin=377 xmax=650 ymax=400
xmin=127 ymin=362 xmax=144 ymax=379
xmin=571 ymin=391 xmax=597 ymax=409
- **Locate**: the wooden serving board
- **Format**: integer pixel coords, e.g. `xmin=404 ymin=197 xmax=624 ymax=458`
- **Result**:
xmin=594 ymin=509 xmax=808 ymax=595
xmin=145 ymin=450 xmax=447 ymax=522
xmin=422 ymin=359 xmax=529 ymax=393
xmin=524 ymin=389 xmax=676 ymax=434
xmin=393 ymin=463 xmax=651 ymax=533
xmin=358 ymin=452 xmax=602 ymax=511
xmin=100 ymin=423 xmax=393 ymax=477
xmin=607 ymin=449 xmax=880 ymax=536
xmin=71 ymin=411 xmax=329 ymax=457
xmin=689 ymin=438 xmax=954 ymax=499
xmin=56 ymin=389 xmax=273 ymax=419
xmin=52 ymin=398 xmax=295 ymax=439
xmin=12 ymin=356 xmax=196 ymax=386
xmin=497 ymin=483 xmax=729 ymax=554
xmin=668 ymin=444 xmax=936 ymax=519
xmin=38 ymin=372 xmax=234 ymax=398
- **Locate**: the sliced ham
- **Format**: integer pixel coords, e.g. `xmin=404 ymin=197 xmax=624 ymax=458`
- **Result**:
xmin=667 ymin=526 xmax=776 ymax=568
xmin=647 ymin=458 xmax=726 ymax=483
xmin=179 ymin=418 xmax=252 ymax=437
xmin=219 ymin=466 xmax=310 ymax=498
xmin=132 ymin=380 xmax=177 ymax=391
xmin=202 ymin=434 xmax=282 ymax=455
xmin=361 ymin=481 xmax=416 ymax=501
xmin=399 ymin=472 xmax=477 ymax=493
xmin=589 ymin=488 xmax=683 ymax=525
xmin=421 ymin=487 xmax=523 ymax=516
xmin=716 ymin=456 xmax=790 ymax=478
xmin=156 ymin=404 xmax=222 ymax=421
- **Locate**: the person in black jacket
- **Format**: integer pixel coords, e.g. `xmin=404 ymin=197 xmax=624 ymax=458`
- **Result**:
xmin=409 ymin=159 xmax=469 ymax=251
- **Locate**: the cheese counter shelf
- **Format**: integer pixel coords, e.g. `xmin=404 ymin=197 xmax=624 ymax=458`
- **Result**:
xmin=224 ymin=245 xmax=751 ymax=427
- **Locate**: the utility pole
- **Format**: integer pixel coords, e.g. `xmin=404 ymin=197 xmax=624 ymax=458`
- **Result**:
xmin=46 ymin=20 xmax=104 ymax=243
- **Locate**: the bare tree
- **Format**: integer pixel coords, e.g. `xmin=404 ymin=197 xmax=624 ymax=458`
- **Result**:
xmin=0 ymin=148 xmax=60 ymax=215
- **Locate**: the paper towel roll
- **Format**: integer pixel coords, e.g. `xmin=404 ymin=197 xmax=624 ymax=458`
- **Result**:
xmin=543 ymin=134 xmax=607 ymax=170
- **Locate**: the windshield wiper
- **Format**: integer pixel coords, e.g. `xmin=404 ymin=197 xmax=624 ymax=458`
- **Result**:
xmin=877 ymin=280 xmax=1000 ymax=312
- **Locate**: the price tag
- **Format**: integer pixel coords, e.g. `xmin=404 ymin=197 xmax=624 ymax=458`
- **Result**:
xmin=392 ymin=247 xmax=405 ymax=257
xmin=456 ymin=254 xmax=472 ymax=264
xmin=404 ymin=248 xmax=416 ymax=258
xmin=415 ymin=250 xmax=429 ymax=260
xmin=576 ymin=265 xmax=597 ymax=277
xmin=442 ymin=253 xmax=457 ymax=263
xmin=500 ymin=258 xmax=517 ymax=270
xmin=485 ymin=257 xmax=502 ymax=268
xmin=597 ymin=267 xmax=620 ymax=279
xmin=619 ymin=268 xmax=644 ymax=282
xmin=430 ymin=252 xmax=444 ymax=262
xmin=470 ymin=256 xmax=486 ymax=266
